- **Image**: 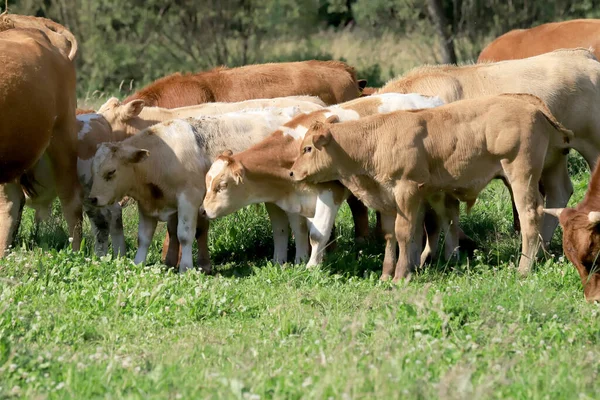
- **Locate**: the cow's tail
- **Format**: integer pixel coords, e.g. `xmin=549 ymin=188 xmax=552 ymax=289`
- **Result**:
xmin=500 ymin=93 xmax=574 ymax=145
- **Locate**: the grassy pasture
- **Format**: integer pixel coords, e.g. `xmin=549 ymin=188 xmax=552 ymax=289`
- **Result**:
xmin=1 ymin=152 xmax=599 ymax=399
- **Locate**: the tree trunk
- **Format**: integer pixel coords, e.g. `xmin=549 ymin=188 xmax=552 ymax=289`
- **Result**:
xmin=426 ymin=0 xmax=457 ymax=64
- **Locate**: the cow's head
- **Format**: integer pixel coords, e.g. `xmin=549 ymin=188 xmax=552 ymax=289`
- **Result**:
xmin=98 ymin=97 xmax=146 ymax=138
xmin=203 ymin=151 xmax=247 ymax=219
xmin=289 ymin=116 xmax=339 ymax=183
xmin=88 ymin=142 xmax=149 ymax=207
xmin=545 ymin=207 xmax=600 ymax=302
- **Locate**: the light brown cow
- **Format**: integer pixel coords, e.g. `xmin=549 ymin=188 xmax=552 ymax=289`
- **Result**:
xmin=544 ymin=159 xmax=600 ymax=302
xmin=0 ymin=14 xmax=82 ymax=256
xmin=290 ymin=94 xmax=573 ymax=281
xmin=378 ymin=48 xmax=600 ymax=247
xmin=203 ymin=93 xmax=446 ymax=267
xmin=123 ymin=60 xmax=367 ymax=108
xmin=88 ymin=107 xmax=302 ymax=273
xmin=478 ymin=19 xmax=600 ymax=62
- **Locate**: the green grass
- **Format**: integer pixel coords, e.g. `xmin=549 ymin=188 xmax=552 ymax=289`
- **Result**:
xmin=1 ymin=158 xmax=599 ymax=399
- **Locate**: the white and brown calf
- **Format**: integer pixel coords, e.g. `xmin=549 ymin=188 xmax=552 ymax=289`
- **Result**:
xmin=89 ymin=107 xmax=302 ymax=273
xmin=203 ymin=93 xmax=447 ymax=267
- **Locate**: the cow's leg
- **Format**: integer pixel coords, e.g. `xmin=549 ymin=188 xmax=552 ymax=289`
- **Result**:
xmin=380 ymin=212 xmax=397 ymax=280
xmin=287 ymin=213 xmax=309 ymax=264
xmin=195 ymin=215 xmax=212 ymax=274
xmin=346 ymin=194 xmax=369 ymax=242
xmin=306 ymin=190 xmax=340 ymax=267
xmin=509 ymin=175 xmax=543 ymax=276
xmin=84 ymin=204 xmax=110 ymax=257
xmin=0 ymin=183 xmax=24 ymax=257
xmin=134 ymin=210 xmax=157 ymax=266
xmin=392 ymin=182 xmax=422 ymax=282
xmin=540 ymin=159 xmax=573 ymax=247
xmin=46 ymin=142 xmax=83 ymax=251
xmin=265 ymin=202 xmax=289 ymax=264
xmin=107 ymin=202 xmax=126 ymax=257
xmin=164 ymin=215 xmax=180 ymax=268
xmin=176 ymin=195 xmax=199 ymax=273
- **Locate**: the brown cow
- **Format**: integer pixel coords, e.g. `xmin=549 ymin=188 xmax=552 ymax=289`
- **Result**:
xmin=124 ymin=60 xmax=367 ymax=108
xmin=0 ymin=14 xmax=82 ymax=256
xmin=544 ymin=160 xmax=600 ymax=302
xmin=124 ymin=60 xmax=371 ymax=263
xmin=478 ymin=19 xmax=600 ymax=63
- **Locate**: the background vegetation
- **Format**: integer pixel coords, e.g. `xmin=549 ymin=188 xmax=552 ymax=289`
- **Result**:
xmin=6 ymin=0 xmax=600 ymax=97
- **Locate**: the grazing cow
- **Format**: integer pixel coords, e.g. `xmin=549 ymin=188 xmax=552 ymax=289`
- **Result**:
xmin=88 ymin=107 xmax=302 ymax=273
xmin=124 ymin=60 xmax=367 ymax=108
xmin=544 ymin=160 xmax=600 ymax=302
xmin=0 ymin=15 xmax=82 ymax=257
xmin=289 ymin=94 xmax=573 ymax=280
xmin=378 ymin=48 xmax=600 ymax=247
xmin=203 ymin=93 xmax=446 ymax=267
xmin=478 ymin=19 xmax=600 ymax=62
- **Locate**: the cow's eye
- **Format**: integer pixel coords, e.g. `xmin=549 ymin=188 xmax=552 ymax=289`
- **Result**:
xmin=104 ymin=170 xmax=116 ymax=181
xmin=303 ymin=146 xmax=312 ymax=154
xmin=219 ymin=182 xmax=228 ymax=191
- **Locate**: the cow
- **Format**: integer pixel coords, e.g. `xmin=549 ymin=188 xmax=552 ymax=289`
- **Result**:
xmin=98 ymin=96 xmax=325 ymax=138
xmin=123 ymin=60 xmax=367 ymax=108
xmin=478 ymin=19 xmax=600 ymax=63
xmin=88 ymin=107 xmax=303 ymax=273
xmin=289 ymin=94 xmax=573 ymax=281
xmin=377 ymin=48 xmax=600 ymax=248
xmin=544 ymin=159 xmax=600 ymax=302
xmin=0 ymin=14 xmax=82 ymax=257
xmin=122 ymin=60 xmax=372 ymax=262
xmin=359 ymin=87 xmax=378 ymax=97
xmin=202 ymin=93 xmax=448 ymax=269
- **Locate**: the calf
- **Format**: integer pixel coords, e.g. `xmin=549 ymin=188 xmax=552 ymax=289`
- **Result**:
xmin=202 ymin=93 xmax=446 ymax=267
xmin=124 ymin=60 xmax=366 ymax=107
xmin=0 ymin=15 xmax=82 ymax=257
xmin=290 ymin=94 xmax=573 ymax=280
xmin=544 ymin=160 xmax=600 ymax=302
xmin=89 ymin=108 xmax=301 ymax=272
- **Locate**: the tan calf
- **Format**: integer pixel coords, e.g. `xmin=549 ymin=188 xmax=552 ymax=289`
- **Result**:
xmin=89 ymin=107 xmax=301 ymax=272
xmin=203 ymin=93 xmax=446 ymax=267
xmin=378 ymin=48 xmax=600 ymax=246
xmin=290 ymin=94 xmax=573 ymax=280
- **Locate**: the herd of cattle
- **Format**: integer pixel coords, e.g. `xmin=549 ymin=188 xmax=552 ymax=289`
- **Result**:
xmin=3 ymin=14 xmax=600 ymax=302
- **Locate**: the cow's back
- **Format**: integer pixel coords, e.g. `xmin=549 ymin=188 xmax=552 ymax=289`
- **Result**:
xmin=124 ymin=60 xmax=361 ymax=108
xmin=478 ymin=19 xmax=600 ymax=62
xmin=0 ymin=28 xmax=77 ymax=183
xmin=379 ymin=49 xmax=600 ymax=151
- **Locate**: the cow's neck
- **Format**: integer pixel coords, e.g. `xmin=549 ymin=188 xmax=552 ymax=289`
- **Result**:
xmin=235 ymin=133 xmax=299 ymax=180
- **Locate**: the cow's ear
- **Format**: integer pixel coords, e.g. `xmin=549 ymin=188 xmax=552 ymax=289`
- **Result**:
xmin=221 ymin=149 xmax=233 ymax=158
xmin=123 ymin=147 xmax=149 ymax=164
xmin=312 ymin=130 xmax=332 ymax=150
xmin=589 ymin=211 xmax=600 ymax=226
xmin=232 ymin=161 xmax=245 ymax=184
xmin=325 ymin=115 xmax=340 ymax=124
xmin=123 ymin=100 xmax=145 ymax=120
xmin=358 ymin=79 xmax=368 ymax=90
